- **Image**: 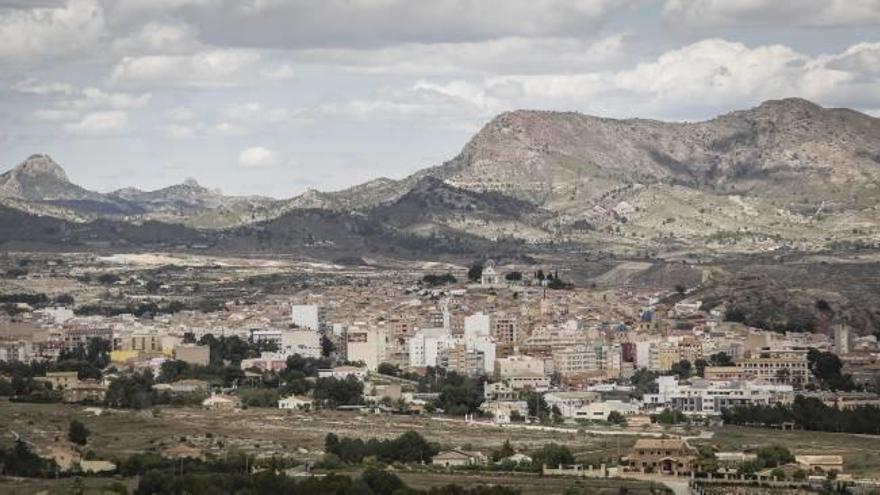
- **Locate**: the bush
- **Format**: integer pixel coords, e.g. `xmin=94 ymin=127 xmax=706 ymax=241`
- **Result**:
xmin=68 ymin=420 xmax=90 ymax=446
xmin=530 ymin=443 xmax=574 ymax=470
xmin=422 ymin=273 xmax=457 ymax=287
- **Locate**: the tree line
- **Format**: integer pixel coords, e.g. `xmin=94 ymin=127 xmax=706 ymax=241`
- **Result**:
xmin=323 ymin=431 xmax=438 ymax=465
xmin=721 ymin=396 xmax=880 ymax=434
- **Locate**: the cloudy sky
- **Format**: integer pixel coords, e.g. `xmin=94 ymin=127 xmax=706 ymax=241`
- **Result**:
xmin=1 ymin=0 xmax=879 ymax=198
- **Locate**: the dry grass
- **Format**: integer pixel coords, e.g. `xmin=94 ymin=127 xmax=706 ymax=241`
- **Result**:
xmin=698 ymin=425 xmax=880 ymax=477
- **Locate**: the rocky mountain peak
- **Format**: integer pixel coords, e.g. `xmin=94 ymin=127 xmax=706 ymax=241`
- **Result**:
xmin=0 ymin=154 xmax=98 ymax=202
xmin=15 ymin=154 xmax=69 ymax=182
xmin=182 ymin=177 xmax=201 ymax=188
xmin=756 ymin=97 xmax=822 ymax=112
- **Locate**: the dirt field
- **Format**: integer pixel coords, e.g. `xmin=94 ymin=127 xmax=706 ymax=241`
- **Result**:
xmin=0 ymin=400 xmax=639 ymax=464
xmin=0 ymin=472 xmax=672 ymax=495
xmin=699 ymin=425 xmax=880 ymax=477
xmin=4 ymin=400 xmax=880 ymax=492
xmin=396 ymin=471 xmax=671 ymax=494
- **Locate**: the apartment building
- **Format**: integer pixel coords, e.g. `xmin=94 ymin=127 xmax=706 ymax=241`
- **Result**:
xmin=250 ymin=328 xmax=321 ymax=359
xmin=290 ymin=304 xmax=325 ymax=331
xmin=737 ymin=348 xmax=811 ymax=387
xmin=345 ymin=326 xmax=386 ymax=371
xmin=644 ymin=376 xmax=793 ymax=416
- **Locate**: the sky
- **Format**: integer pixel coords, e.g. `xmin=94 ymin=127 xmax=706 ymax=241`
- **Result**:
xmin=1 ymin=0 xmax=879 ymax=198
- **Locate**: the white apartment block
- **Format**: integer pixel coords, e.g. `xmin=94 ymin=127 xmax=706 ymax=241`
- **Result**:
xmin=291 ymin=304 xmax=325 ymax=331
xmin=544 ymin=391 xmax=601 ymax=418
xmin=554 ymin=342 xmax=622 ymax=376
xmin=408 ymin=328 xmax=454 ymax=368
xmin=251 ymin=328 xmax=322 ymax=358
xmin=345 ymin=327 xmax=386 ymax=371
xmin=572 ymin=400 xmax=640 ymax=421
xmin=644 ymin=376 xmax=794 ymax=416
xmin=464 ymin=312 xmax=490 ymax=344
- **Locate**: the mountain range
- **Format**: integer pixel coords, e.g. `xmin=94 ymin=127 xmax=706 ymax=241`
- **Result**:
xmin=2 ymin=97 xmax=879 ymax=258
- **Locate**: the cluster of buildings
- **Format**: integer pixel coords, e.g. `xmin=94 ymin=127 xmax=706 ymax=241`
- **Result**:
xmin=3 ymin=261 xmax=880 ymax=423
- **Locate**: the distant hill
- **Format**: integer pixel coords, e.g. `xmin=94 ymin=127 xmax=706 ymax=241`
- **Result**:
xmin=0 ymin=155 xmax=274 ymax=228
xmin=3 ymin=98 xmax=880 ymax=256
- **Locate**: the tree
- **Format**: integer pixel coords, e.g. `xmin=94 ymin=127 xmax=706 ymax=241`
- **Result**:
xmin=694 ymin=358 xmax=709 ymax=378
xmin=377 ymin=363 xmax=401 ymax=377
xmin=422 ymin=273 xmax=457 ymax=287
xmin=0 ymin=440 xmax=58 ymax=477
xmin=807 ymin=349 xmax=856 ymax=391
xmin=630 ymin=368 xmax=658 ymax=398
xmin=551 ymin=405 xmax=563 ymax=424
xmin=361 ymin=467 xmax=405 ymax=494
xmin=145 ymin=280 xmax=161 ymax=293
xmin=435 ymin=373 xmax=484 ymax=415
xmin=504 ymin=271 xmax=522 ymax=282
xmin=321 ymin=431 xmax=437 ymax=465
xmin=97 ymin=273 xmax=121 ymax=285
xmin=68 ymin=420 xmax=90 ymax=445
xmin=709 ymin=352 xmax=733 ymax=367
xmin=546 ymin=278 xmax=574 ymax=290
xmin=325 ymin=433 xmax=340 ymax=455
xmin=106 ymin=371 xmax=156 ymax=409
xmin=531 ymin=444 xmax=574 ymax=469
xmin=670 ymin=360 xmax=692 ymax=379
xmin=467 ymin=263 xmax=484 ymax=282
xmin=320 ymin=335 xmax=336 ymax=357
xmin=313 ymin=376 xmax=364 ymax=407
xmin=757 ymin=445 xmax=794 ymax=468
xmin=724 ymin=306 xmax=747 ymax=323
xmin=495 ymin=440 xmax=515 ymax=461
xmin=653 ymin=408 xmax=688 ymax=425
xmin=526 ymin=391 xmax=549 ymax=421
xmin=607 ymin=411 xmax=627 ymax=425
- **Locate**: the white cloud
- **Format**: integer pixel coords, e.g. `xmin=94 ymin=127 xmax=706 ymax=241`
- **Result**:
xmin=163 ymin=107 xmax=203 ymax=138
xmin=164 ymin=0 xmax=634 ymax=49
xmin=314 ymin=80 xmax=499 ymax=133
xmin=110 ymin=49 xmax=261 ymax=88
xmin=64 ymin=87 xmax=152 ymax=110
xmin=292 ymin=33 xmax=634 ymax=76
xmin=825 ymin=42 xmax=880 ymax=77
xmin=0 ymin=0 xmax=106 ymax=63
xmin=64 ymin=110 xmax=129 ymax=135
xmin=213 ymin=101 xmax=290 ymax=135
xmin=10 ymin=78 xmax=75 ymax=95
xmin=238 ymin=146 xmax=277 ymax=168
xmin=320 ymin=38 xmax=880 ymax=124
xmin=663 ymin=0 xmax=880 ymax=28
xmin=32 ymin=108 xmax=79 ymax=123
xmin=453 ymin=39 xmax=880 ymax=119
xmin=260 ymin=62 xmax=295 ymax=79
xmin=166 ymin=106 xmax=198 ymax=122
xmin=110 ymin=21 xmax=200 ymax=55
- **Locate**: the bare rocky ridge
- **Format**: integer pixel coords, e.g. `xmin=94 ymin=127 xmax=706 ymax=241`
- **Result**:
xmin=413 ymin=98 xmax=880 ymax=253
xmin=304 ymin=97 xmax=880 ymax=254
xmin=2 ymin=98 xmax=880 ymax=255
xmin=0 ymin=155 xmax=274 ymax=227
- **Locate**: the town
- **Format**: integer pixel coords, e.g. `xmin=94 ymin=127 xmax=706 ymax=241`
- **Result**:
xmin=2 ymin=251 xmax=880 ymax=495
